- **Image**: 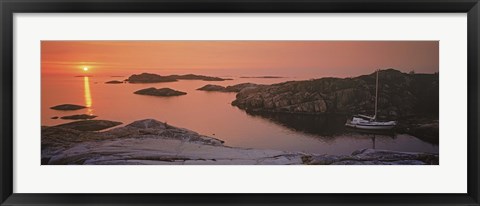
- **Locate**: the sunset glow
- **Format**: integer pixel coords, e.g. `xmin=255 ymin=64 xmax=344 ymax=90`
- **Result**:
xmin=41 ymin=41 xmax=439 ymax=77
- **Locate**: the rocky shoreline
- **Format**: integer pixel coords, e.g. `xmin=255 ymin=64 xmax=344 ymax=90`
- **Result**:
xmin=42 ymin=119 xmax=439 ymax=165
xmin=231 ymin=69 xmax=438 ymax=117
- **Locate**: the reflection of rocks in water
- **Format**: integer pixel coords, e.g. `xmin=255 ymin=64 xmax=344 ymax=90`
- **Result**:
xmin=245 ymin=111 xmax=439 ymax=147
xmin=244 ymin=111 xmax=402 ymax=148
xmin=404 ymin=121 xmax=439 ymax=144
xmin=353 ymin=134 xmax=395 ymax=150
xmin=245 ymin=111 xmax=347 ymax=137
xmin=344 ymin=127 xmax=395 ymax=137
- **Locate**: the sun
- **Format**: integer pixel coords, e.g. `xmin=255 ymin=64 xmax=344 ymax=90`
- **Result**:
xmin=83 ymin=67 xmax=89 ymax=71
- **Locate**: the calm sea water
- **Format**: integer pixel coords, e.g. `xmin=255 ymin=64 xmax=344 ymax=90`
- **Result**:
xmin=41 ymin=75 xmax=439 ymax=155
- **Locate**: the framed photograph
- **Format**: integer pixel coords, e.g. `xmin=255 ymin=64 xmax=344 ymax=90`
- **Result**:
xmin=1 ymin=0 xmax=479 ymax=205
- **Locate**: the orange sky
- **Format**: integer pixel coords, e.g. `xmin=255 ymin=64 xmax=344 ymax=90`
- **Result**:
xmin=41 ymin=41 xmax=439 ymax=78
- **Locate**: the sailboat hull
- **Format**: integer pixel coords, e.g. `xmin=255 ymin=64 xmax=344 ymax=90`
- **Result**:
xmin=345 ymin=122 xmax=396 ymax=130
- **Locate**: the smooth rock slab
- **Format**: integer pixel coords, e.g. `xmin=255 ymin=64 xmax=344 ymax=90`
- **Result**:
xmin=107 ymin=119 xmax=225 ymax=146
xmin=47 ymin=138 xmax=304 ymax=165
xmin=303 ymin=149 xmax=438 ymax=165
xmin=41 ymin=118 xmax=225 ymax=162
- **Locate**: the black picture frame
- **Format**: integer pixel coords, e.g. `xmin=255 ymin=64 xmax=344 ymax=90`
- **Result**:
xmin=1 ymin=0 xmax=479 ymax=205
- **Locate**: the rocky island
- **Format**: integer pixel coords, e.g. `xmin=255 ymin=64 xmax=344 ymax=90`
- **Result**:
xmin=197 ymin=84 xmax=227 ymax=92
xmin=42 ymin=119 xmax=438 ymax=165
xmin=134 ymin=87 xmax=187 ymax=97
xmin=127 ymin=73 xmax=177 ymax=83
xmin=105 ymin=80 xmax=124 ymax=84
xmin=53 ymin=120 xmax=122 ymax=131
xmin=50 ymin=104 xmax=87 ymax=111
xmin=197 ymin=83 xmax=262 ymax=92
xmin=127 ymin=73 xmax=231 ymax=83
xmin=60 ymin=114 xmax=97 ymax=120
xmin=167 ymin=74 xmax=232 ymax=81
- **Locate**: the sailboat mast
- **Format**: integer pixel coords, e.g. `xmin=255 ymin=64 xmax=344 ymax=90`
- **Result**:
xmin=374 ymin=69 xmax=379 ymax=120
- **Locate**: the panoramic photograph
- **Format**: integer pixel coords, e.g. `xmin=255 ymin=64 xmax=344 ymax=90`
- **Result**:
xmin=41 ymin=41 xmax=439 ymax=165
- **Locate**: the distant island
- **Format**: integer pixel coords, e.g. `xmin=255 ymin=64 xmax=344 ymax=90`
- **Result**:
xmin=105 ymin=80 xmax=124 ymax=84
xmin=167 ymin=74 xmax=233 ymax=81
xmin=197 ymin=83 xmax=262 ymax=92
xmin=240 ymin=76 xmax=284 ymax=79
xmin=127 ymin=73 xmax=232 ymax=83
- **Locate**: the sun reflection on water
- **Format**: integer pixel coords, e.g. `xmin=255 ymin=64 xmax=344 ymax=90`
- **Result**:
xmin=83 ymin=76 xmax=93 ymax=114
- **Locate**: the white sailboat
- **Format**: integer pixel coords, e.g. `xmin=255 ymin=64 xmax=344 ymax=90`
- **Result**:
xmin=345 ymin=70 xmax=397 ymax=130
